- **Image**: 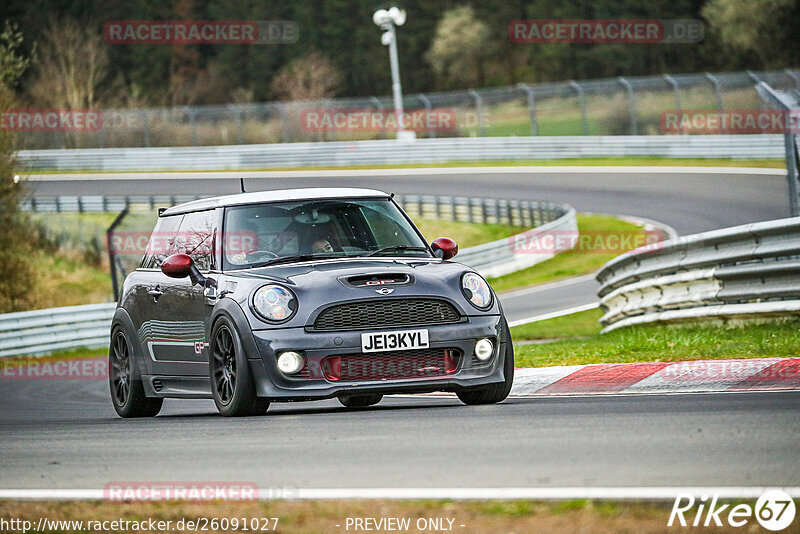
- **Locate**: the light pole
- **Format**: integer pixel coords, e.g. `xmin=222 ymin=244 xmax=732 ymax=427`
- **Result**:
xmin=373 ymin=7 xmax=415 ymax=140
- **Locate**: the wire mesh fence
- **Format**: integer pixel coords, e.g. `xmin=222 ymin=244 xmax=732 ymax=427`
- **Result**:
xmin=14 ymin=69 xmax=800 ymax=150
xmin=756 ymin=82 xmax=800 ymax=215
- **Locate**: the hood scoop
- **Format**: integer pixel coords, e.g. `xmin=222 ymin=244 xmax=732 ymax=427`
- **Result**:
xmin=342 ymin=272 xmax=414 ymax=288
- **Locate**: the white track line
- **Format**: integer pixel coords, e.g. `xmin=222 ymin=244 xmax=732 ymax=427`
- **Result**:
xmin=2 ymin=487 xmax=798 ymax=500
xmin=508 ymin=302 xmax=599 ymax=328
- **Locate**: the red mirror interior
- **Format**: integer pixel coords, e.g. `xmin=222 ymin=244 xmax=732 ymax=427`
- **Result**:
xmin=161 ymin=253 xmax=193 ymax=278
xmin=431 ymin=237 xmax=458 ymax=260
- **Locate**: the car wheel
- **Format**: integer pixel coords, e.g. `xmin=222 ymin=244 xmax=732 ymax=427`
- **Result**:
xmin=210 ymin=316 xmax=269 ymax=417
xmin=338 ymin=394 xmax=383 ymax=408
xmin=456 ymin=320 xmax=514 ymax=405
xmin=109 ymin=327 xmax=163 ymax=418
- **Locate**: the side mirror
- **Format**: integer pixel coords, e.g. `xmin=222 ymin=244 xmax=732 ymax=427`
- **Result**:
xmin=431 ymin=237 xmax=458 ymax=260
xmin=161 ymin=253 xmax=210 ymax=286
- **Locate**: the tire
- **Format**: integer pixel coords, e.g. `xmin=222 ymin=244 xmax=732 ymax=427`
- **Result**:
xmin=338 ymin=394 xmax=383 ymax=408
xmin=456 ymin=320 xmax=514 ymax=406
xmin=209 ymin=316 xmax=269 ymax=417
xmin=109 ymin=327 xmax=163 ymax=418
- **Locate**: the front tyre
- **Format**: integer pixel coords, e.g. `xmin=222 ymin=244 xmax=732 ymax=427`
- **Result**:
xmin=109 ymin=327 xmax=163 ymax=418
xmin=338 ymin=394 xmax=383 ymax=408
xmin=210 ymin=316 xmax=269 ymax=417
xmin=456 ymin=321 xmax=514 ymax=405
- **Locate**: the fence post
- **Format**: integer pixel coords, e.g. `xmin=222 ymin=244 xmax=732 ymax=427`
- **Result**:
xmin=785 ymin=69 xmax=800 ymax=90
xmin=705 ymin=72 xmax=724 ymax=111
xmin=518 ymin=83 xmax=538 ymax=136
xmin=663 ymin=74 xmax=682 ymax=113
xmin=786 ymin=130 xmax=800 ymax=217
xmin=747 ymin=71 xmax=766 ymax=110
xmin=569 ymin=81 xmax=589 ymax=135
xmin=96 ymin=112 xmax=105 ymax=148
xmin=106 ymin=207 xmax=129 ymax=302
xmin=187 ymin=108 xmax=199 ymax=146
xmin=229 ymin=104 xmax=244 ymax=144
xmin=756 ymin=81 xmax=800 ymax=216
xmin=277 ymin=103 xmax=290 ymax=143
xmin=322 ymin=99 xmax=338 ymax=141
xmin=370 ymin=97 xmax=387 ymax=140
xmin=418 ymin=93 xmax=435 ymax=138
xmin=467 ymin=89 xmax=486 ymax=136
xmin=617 ymin=77 xmax=638 ymax=135
xmin=139 ymin=110 xmax=151 ymax=147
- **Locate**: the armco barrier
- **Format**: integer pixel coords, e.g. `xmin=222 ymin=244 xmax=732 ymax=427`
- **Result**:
xmin=596 ymin=216 xmax=800 ymax=332
xmin=5 ymin=195 xmax=576 ymax=357
xmin=16 ymin=134 xmax=784 ymax=172
xmin=0 ymin=303 xmax=116 ymax=358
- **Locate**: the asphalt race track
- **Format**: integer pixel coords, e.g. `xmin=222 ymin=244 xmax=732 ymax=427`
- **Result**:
xmin=1 ymin=167 xmax=795 ymax=491
xmin=0 ymin=380 xmax=798 ymax=488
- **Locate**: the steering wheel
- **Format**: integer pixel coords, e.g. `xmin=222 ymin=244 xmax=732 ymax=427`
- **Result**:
xmin=245 ymin=250 xmax=279 ymax=261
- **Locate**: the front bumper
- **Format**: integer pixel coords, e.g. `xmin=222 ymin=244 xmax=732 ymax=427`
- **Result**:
xmin=245 ymin=315 xmax=506 ymax=400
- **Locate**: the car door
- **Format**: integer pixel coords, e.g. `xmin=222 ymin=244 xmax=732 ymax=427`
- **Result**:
xmin=130 ymin=213 xmax=183 ymax=376
xmin=147 ymin=209 xmax=217 ymax=377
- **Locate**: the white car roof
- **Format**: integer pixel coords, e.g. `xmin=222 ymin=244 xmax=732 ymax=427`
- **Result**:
xmin=161 ymin=187 xmax=390 ymax=216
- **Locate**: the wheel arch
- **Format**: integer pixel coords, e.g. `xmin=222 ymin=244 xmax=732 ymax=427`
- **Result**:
xmin=209 ymin=298 xmax=263 ymax=361
xmin=111 ymin=307 xmax=148 ymax=378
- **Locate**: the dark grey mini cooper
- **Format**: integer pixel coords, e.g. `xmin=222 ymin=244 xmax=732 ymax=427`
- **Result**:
xmin=109 ymin=188 xmax=513 ymax=417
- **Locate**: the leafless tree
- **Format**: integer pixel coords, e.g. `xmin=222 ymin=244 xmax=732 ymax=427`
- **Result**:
xmin=28 ymin=18 xmax=109 ymax=109
xmin=270 ymin=51 xmax=343 ymax=101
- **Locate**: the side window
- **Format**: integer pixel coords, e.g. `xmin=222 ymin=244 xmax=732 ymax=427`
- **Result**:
xmin=175 ymin=210 xmax=215 ymax=271
xmin=141 ymin=215 xmax=183 ymax=269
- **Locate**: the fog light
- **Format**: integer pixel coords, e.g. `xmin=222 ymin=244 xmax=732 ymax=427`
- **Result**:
xmin=277 ymin=351 xmax=304 ymax=374
xmin=474 ymin=338 xmax=494 ymax=361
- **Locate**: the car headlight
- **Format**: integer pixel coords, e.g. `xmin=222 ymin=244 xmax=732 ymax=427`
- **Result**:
xmin=253 ymin=285 xmax=297 ymax=322
xmin=461 ymin=272 xmax=493 ymax=310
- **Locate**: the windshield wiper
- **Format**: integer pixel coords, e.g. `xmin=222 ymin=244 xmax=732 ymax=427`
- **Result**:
xmin=363 ymin=245 xmax=430 ymax=257
xmin=250 ymin=253 xmax=341 ymax=268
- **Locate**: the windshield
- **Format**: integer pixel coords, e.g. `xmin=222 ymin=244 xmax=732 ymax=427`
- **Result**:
xmin=223 ymin=198 xmax=430 ymax=270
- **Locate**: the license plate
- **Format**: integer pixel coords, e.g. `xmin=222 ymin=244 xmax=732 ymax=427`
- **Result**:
xmin=361 ymin=329 xmax=429 ymax=353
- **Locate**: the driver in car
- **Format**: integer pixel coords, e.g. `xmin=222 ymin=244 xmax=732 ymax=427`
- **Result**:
xmin=228 ymin=215 xmax=335 ymax=265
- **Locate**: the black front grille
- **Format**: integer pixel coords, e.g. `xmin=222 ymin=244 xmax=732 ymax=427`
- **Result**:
xmin=312 ymin=298 xmax=461 ymax=331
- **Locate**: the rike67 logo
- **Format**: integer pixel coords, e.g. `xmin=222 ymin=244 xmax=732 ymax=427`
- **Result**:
xmin=669 ymin=491 xmax=796 ymax=531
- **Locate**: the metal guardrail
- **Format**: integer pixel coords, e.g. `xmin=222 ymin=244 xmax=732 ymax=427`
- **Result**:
xmin=596 ymin=217 xmax=800 ymax=332
xmin=457 ymin=208 xmax=577 ymax=278
xmin=6 ymin=195 xmax=575 ymax=357
xmin=0 ymin=303 xmax=116 ymax=358
xmin=16 ymin=134 xmax=785 ymax=171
